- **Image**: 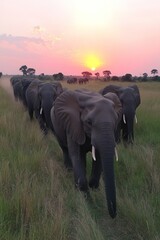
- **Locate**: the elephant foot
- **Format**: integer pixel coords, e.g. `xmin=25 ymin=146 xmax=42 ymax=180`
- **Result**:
xmin=75 ymin=178 xmax=88 ymax=192
xmin=65 ymin=165 xmax=73 ymax=171
xmin=64 ymin=161 xmax=73 ymax=171
xmin=123 ymin=139 xmax=133 ymax=147
xmin=83 ymin=190 xmax=92 ymax=202
xmin=115 ymin=138 xmax=121 ymax=144
xmin=42 ymin=128 xmax=48 ymax=135
xmin=89 ymin=178 xmax=99 ymax=189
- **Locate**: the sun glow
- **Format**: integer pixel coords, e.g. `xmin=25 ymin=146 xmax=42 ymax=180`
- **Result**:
xmin=84 ymin=54 xmax=102 ymax=71
xmin=91 ymin=67 xmax=96 ymax=71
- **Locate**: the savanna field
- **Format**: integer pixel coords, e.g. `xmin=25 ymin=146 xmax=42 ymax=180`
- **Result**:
xmin=0 ymin=76 xmax=160 ymax=240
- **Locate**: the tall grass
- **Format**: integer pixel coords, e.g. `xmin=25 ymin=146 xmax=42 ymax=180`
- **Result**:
xmin=0 ymin=79 xmax=160 ymax=239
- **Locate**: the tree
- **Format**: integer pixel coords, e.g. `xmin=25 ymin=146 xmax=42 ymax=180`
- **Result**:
xmin=53 ymin=72 xmax=64 ymax=81
xmin=81 ymin=71 xmax=92 ymax=78
xmin=58 ymin=72 xmax=64 ymax=80
xmin=111 ymin=76 xmax=119 ymax=81
xmin=151 ymin=69 xmax=158 ymax=76
xmin=19 ymin=65 xmax=27 ymax=75
xmin=121 ymin=73 xmax=133 ymax=82
xmin=103 ymin=70 xmax=111 ymax=78
xmin=95 ymin=72 xmax=100 ymax=79
xmin=27 ymin=68 xmax=36 ymax=76
xmin=0 ymin=72 xmax=2 ymax=78
xmin=143 ymin=73 xmax=148 ymax=78
xmin=142 ymin=73 xmax=148 ymax=82
xmin=102 ymin=70 xmax=111 ymax=81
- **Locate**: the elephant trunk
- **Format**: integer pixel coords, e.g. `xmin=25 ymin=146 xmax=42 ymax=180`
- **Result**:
xmin=127 ymin=117 xmax=134 ymax=144
xmin=92 ymin=123 xmax=116 ymax=218
xmin=123 ymin=109 xmax=135 ymax=144
xmin=126 ymin=112 xmax=134 ymax=144
xmin=42 ymin=99 xmax=54 ymax=131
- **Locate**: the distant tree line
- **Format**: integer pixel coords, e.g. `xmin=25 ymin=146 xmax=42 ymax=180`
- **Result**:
xmin=18 ymin=64 xmax=160 ymax=83
xmin=91 ymin=68 xmax=160 ymax=82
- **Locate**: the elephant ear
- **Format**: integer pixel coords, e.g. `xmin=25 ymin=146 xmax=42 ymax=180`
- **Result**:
xmin=130 ymin=85 xmax=141 ymax=107
xmin=54 ymin=90 xmax=86 ymax=145
xmin=99 ymin=84 xmax=121 ymax=95
xmin=103 ymin=92 xmax=122 ymax=121
xmin=51 ymin=81 xmax=63 ymax=95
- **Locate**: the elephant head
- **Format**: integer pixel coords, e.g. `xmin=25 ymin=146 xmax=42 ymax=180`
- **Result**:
xmin=36 ymin=82 xmax=63 ymax=133
xmin=100 ymin=84 xmax=141 ymax=144
xmin=51 ymin=89 xmax=122 ymax=218
xmin=117 ymin=85 xmax=140 ymax=143
xmin=37 ymin=82 xmax=63 ymax=112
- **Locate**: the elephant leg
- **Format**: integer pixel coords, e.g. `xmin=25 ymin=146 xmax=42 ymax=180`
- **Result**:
xmin=28 ymin=108 xmax=34 ymax=120
xmin=67 ymin=136 xmax=88 ymax=192
xmin=37 ymin=115 xmax=48 ymax=135
xmin=122 ymin=122 xmax=128 ymax=143
xmin=115 ymin=122 xmax=121 ymax=144
xmin=62 ymin=147 xmax=73 ymax=170
xmin=122 ymin=123 xmax=134 ymax=144
xmin=89 ymin=151 xmax=102 ymax=189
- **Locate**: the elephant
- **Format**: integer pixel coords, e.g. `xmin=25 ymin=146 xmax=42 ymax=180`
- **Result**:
xmin=12 ymin=79 xmax=24 ymax=101
xmin=11 ymin=77 xmax=33 ymax=108
xmin=10 ymin=76 xmax=22 ymax=86
xmin=25 ymin=80 xmax=63 ymax=134
xmin=99 ymin=85 xmax=141 ymax=144
xmin=35 ymin=81 xmax=63 ymax=134
xmin=50 ymin=89 xmax=122 ymax=218
xmin=25 ymin=79 xmax=43 ymax=120
xmin=21 ymin=78 xmax=34 ymax=107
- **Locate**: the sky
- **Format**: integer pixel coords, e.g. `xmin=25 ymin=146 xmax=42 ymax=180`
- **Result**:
xmin=1 ymin=0 xmax=160 ymax=76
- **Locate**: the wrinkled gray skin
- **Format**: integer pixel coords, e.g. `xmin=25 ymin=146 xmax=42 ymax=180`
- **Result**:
xmin=25 ymin=80 xmax=63 ymax=134
xmin=10 ymin=77 xmax=33 ymax=107
xmin=51 ymin=89 xmax=122 ymax=218
xmin=12 ymin=79 xmax=23 ymax=101
xmin=36 ymin=82 xmax=63 ymax=134
xmin=100 ymin=85 xmax=141 ymax=144
xmin=25 ymin=79 xmax=43 ymax=120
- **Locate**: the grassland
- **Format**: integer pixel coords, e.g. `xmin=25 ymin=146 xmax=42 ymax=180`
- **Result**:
xmin=0 ymin=77 xmax=160 ymax=240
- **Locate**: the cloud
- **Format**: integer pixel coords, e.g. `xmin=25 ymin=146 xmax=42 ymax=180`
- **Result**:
xmin=32 ymin=26 xmax=62 ymax=47
xmin=0 ymin=33 xmax=60 ymax=59
xmin=33 ymin=25 xmax=45 ymax=35
xmin=0 ymin=34 xmax=45 ymax=50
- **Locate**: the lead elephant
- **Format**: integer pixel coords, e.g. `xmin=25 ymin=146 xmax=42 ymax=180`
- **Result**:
xmin=50 ymin=89 xmax=122 ymax=218
xmin=100 ymin=84 xmax=141 ymax=144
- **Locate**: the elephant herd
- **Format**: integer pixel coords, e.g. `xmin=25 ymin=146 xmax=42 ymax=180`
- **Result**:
xmin=10 ymin=76 xmax=63 ymax=134
xmin=10 ymin=76 xmax=141 ymax=219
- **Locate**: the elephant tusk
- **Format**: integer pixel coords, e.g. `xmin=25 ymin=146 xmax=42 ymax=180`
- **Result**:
xmin=135 ymin=115 xmax=137 ymax=124
xmin=92 ymin=146 xmax=96 ymax=161
xmin=123 ymin=114 xmax=126 ymax=124
xmin=40 ymin=107 xmax=43 ymax=115
xmin=115 ymin=147 xmax=118 ymax=161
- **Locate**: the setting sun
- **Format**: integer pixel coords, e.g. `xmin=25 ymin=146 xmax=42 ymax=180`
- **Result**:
xmin=84 ymin=54 xmax=102 ymax=71
xmin=91 ymin=67 xmax=96 ymax=71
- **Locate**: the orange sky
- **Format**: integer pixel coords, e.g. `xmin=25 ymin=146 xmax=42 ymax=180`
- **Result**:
xmin=1 ymin=0 xmax=160 ymax=76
